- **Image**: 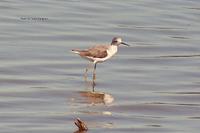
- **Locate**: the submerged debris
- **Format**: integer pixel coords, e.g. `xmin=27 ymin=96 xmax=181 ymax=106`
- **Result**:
xmin=74 ymin=118 xmax=88 ymax=132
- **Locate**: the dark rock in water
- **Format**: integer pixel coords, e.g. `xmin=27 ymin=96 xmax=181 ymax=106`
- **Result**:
xmin=74 ymin=118 xmax=88 ymax=132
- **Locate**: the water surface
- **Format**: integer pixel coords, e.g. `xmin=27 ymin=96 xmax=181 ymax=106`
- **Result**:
xmin=0 ymin=0 xmax=200 ymax=133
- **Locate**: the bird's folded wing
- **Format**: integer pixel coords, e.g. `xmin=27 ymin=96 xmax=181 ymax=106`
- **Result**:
xmin=88 ymin=45 xmax=108 ymax=58
xmin=78 ymin=45 xmax=108 ymax=58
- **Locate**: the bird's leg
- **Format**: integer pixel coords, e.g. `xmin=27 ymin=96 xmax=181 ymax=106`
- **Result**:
xmin=84 ymin=62 xmax=91 ymax=81
xmin=92 ymin=63 xmax=97 ymax=91
xmin=93 ymin=63 xmax=97 ymax=81
xmin=92 ymin=80 xmax=95 ymax=92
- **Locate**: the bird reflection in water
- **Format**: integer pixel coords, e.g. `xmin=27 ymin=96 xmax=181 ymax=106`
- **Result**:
xmin=78 ymin=90 xmax=114 ymax=105
xmin=71 ymin=72 xmax=114 ymax=133
xmin=78 ymin=76 xmax=114 ymax=105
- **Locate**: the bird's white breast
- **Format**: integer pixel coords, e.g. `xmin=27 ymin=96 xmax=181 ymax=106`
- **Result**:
xmin=92 ymin=45 xmax=118 ymax=63
xmin=106 ymin=45 xmax=118 ymax=58
xmin=98 ymin=45 xmax=117 ymax=62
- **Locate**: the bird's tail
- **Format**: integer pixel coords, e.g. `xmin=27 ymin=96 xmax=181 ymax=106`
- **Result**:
xmin=71 ymin=49 xmax=80 ymax=54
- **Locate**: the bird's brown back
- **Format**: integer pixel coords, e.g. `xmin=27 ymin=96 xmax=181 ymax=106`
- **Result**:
xmin=79 ymin=45 xmax=109 ymax=58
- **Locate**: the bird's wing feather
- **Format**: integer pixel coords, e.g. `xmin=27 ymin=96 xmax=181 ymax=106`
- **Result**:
xmin=74 ymin=45 xmax=109 ymax=58
xmin=87 ymin=45 xmax=108 ymax=58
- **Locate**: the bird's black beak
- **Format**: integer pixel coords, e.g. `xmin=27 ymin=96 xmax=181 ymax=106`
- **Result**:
xmin=121 ymin=42 xmax=130 ymax=46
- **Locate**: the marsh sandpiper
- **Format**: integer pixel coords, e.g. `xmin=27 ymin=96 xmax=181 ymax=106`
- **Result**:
xmin=72 ymin=37 xmax=130 ymax=91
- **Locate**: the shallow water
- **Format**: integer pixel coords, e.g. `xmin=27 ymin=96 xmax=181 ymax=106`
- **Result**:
xmin=1 ymin=0 xmax=200 ymax=132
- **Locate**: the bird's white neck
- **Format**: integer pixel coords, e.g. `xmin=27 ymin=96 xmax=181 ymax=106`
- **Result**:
xmin=107 ymin=45 xmax=118 ymax=57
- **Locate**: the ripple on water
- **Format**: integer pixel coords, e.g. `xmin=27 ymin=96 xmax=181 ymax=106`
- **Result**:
xmin=1 ymin=0 xmax=200 ymax=133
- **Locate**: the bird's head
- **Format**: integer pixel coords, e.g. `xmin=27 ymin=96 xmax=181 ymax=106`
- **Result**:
xmin=111 ymin=37 xmax=130 ymax=46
